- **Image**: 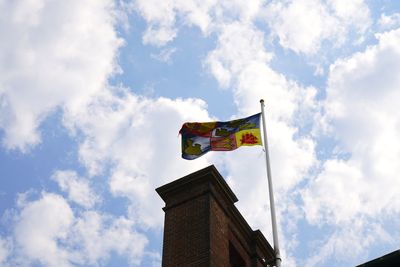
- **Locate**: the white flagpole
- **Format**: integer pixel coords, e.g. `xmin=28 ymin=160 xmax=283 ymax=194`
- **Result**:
xmin=260 ymin=99 xmax=281 ymax=267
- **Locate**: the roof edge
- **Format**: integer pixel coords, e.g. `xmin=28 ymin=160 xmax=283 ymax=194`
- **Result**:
xmin=156 ymin=164 xmax=238 ymax=204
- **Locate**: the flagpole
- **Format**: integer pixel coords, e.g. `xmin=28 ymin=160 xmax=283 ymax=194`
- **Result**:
xmin=260 ymin=99 xmax=281 ymax=267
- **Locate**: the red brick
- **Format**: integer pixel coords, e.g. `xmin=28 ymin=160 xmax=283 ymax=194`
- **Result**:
xmin=156 ymin=165 xmax=275 ymax=267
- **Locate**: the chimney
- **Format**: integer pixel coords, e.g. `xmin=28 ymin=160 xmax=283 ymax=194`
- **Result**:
xmin=156 ymin=165 xmax=275 ymax=267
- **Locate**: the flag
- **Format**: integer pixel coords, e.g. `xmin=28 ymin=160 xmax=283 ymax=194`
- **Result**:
xmin=179 ymin=113 xmax=262 ymax=160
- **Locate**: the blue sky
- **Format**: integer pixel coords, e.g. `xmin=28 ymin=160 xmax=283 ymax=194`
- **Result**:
xmin=1 ymin=0 xmax=400 ymax=266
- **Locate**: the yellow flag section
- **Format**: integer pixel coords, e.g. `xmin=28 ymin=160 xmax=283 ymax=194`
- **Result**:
xmin=234 ymin=128 xmax=261 ymax=147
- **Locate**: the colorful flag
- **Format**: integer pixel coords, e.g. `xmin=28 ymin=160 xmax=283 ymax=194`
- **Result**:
xmin=179 ymin=113 xmax=262 ymax=160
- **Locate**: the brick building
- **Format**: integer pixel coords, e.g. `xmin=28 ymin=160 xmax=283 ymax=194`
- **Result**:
xmin=156 ymin=165 xmax=275 ymax=267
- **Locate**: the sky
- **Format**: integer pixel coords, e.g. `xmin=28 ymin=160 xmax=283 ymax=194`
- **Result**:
xmin=0 ymin=0 xmax=400 ymax=266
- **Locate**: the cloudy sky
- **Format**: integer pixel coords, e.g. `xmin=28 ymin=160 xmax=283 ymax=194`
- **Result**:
xmin=1 ymin=0 xmax=400 ymax=266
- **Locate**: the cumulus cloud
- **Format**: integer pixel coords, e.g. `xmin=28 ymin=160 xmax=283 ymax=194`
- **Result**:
xmin=0 ymin=0 xmax=122 ymax=151
xmin=378 ymin=13 xmax=400 ymax=30
xmin=1 ymin=2 xmax=217 ymax=264
xmin=2 ymin=0 xmax=397 ymax=266
xmin=133 ymin=0 xmax=267 ymax=46
xmin=63 ymin=87 xmax=213 ymax=228
xmin=311 ymin=28 xmax=400 ymax=221
xmin=305 ymin=220 xmax=392 ymax=267
xmin=14 ymin=193 xmax=74 ymax=267
xmin=0 ymin=238 xmax=10 ymax=265
xmin=204 ymin=20 xmax=317 ymax=191
xmin=134 ymin=0 xmax=177 ymax=46
xmin=203 ymin=20 xmax=318 ymax=266
xmin=263 ymin=0 xmax=371 ymax=54
xmin=10 ymin=192 xmax=148 ymax=266
xmin=51 ymin=170 xmax=100 ymax=209
xmin=205 ymin=22 xmax=272 ymax=89
xmin=71 ymin=211 xmax=148 ymax=266
xmin=302 ymin=28 xmax=400 ymax=262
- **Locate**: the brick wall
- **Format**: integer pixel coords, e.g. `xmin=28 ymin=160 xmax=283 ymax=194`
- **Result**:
xmin=156 ymin=165 xmax=275 ymax=267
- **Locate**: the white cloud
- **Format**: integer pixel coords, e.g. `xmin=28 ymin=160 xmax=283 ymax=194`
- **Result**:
xmin=63 ymin=88 xmax=213 ymax=228
xmin=305 ymin=220 xmax=392 ymax=267
xmin=316 ymin=28 xmax=400 ymax=218
xmin=3 ymin=1 xmax=396 ymax=266
xmin=205 ymin=21 xmax=317 ymax=190
xmin=14 ymin=193 xmax=74 ymax=267
xmin=203 ymin=20 xmax=318 ymax=265
xmin=302 ymin=159 xmax=364 ymax=224
xmin=134 ymin=0 xmax=177 ymax=46
xmin=205 ymin=22 xmax=272 ymax=89
xmin=0 ymin=0 xmax=122 ymax=151
xmin=134 ymin=0 xmax=267 ymax=46
xmin=0 ymin=238 xmax=10 ymax=265
xmin=378 ymin=13 xmax=400 ymax=30
xmin=302 ymin=28 xmax=400 ymax=263
xmin=72 ymin=211 xmax=148 ymax=266
xmin=150 ymin=47 xmax=177 ymax=63
xmin=265 ymin=0 xmax=335 ymax=54
xmin=0 ymin=0 xmax=226 ymax=236
xmin=328 ymin=0 xmax=370 ymax=29
xmin=51 ymin=170 xmax=100 ymax=209
xmin=263 ymin=0 xmax=371 ymax=54
xmin=10 ymin=192 xmax=148 ymax=266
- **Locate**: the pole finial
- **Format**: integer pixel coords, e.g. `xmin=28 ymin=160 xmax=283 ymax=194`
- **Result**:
xmin=260 ymin=99 xmax=264 ymax=103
